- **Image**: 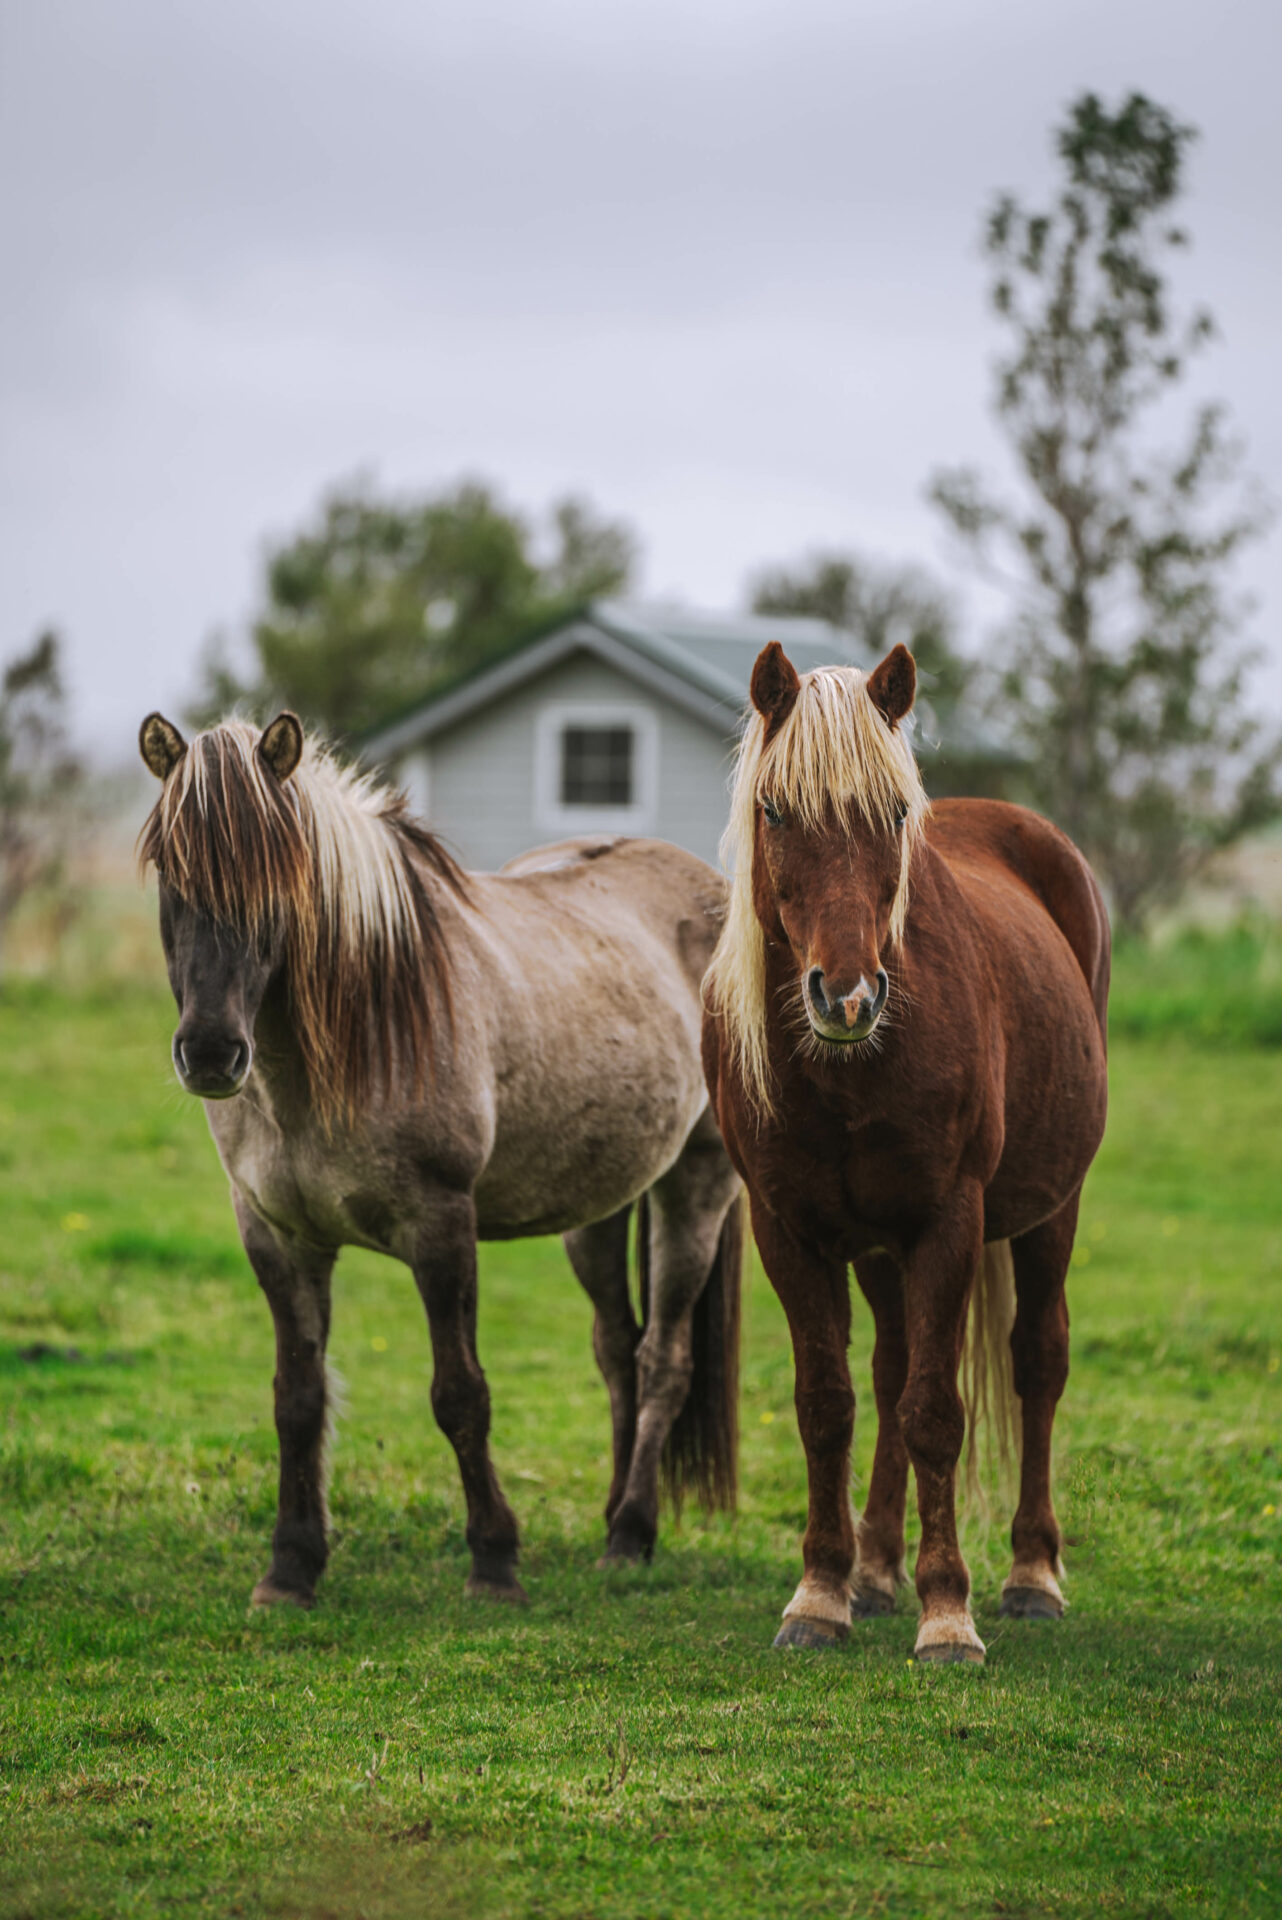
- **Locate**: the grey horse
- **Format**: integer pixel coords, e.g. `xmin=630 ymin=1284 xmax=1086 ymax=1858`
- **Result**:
xmin=138 ymin=709 xmax=742 ymax=1609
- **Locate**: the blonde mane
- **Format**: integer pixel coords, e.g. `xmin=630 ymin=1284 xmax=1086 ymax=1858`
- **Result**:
xmin=139 ymin=720 xmax=465 ymax=1127
xmin=703 ymin=666 xmax=930 ymax=1117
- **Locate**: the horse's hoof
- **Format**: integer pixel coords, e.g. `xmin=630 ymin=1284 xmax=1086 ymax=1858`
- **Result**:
xmin=850 ymin=1584 xmax=897 ymax=1619
xmin=914 ymin=1611 xmax=985 ymax=1665
xmin=773 ymin=1615 xmax=848 ymax=1650
xmin=465 ymin=1574 xmax=528 ymax=1604
xmin=1000 ymin=1585 xmax=1064 ymax=1621
xmin=915 ymin=1641 xmax=986 ymax=1665
xmin=250 ymin=1578 xmax=314 ymax=1610
xmin=598 ymin=1544 xmax=646 ymax=1569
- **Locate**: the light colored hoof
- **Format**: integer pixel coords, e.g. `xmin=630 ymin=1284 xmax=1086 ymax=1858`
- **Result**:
xmin=773 ymin=1615 xmax=848 ymax=1650
xmin=250 ymin=1578 xmax=314 ymax=1610
xmin=914 ymin=1611 xmax=986 ymax=1666
xmin=465 ymin=1574 xmax=529 ymax=1604
xmin=1001 ymin=1562 xmax=1065 ymax=1620
xmin=1000 ymin=1585 xmax=1064 ymax=1621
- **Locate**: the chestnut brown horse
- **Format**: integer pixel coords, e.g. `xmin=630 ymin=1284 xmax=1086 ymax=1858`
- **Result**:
xmin=702 ymin=641 xmax=1109 ymax=1664
xmin=138 ymin=712 xmax=742 ymax=1610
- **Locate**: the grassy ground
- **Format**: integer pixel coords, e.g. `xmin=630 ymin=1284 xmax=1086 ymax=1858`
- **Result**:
xmin=0 ymin=981 xmax=1279 ymax=1919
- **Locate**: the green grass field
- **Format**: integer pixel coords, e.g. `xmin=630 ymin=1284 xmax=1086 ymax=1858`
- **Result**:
xmin=0 ymin=980 xmax=1279 ymax=1919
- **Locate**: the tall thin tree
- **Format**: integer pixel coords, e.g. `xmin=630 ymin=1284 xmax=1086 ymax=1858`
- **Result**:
xmin=931 ymin=91 xmax=1277 ymax=930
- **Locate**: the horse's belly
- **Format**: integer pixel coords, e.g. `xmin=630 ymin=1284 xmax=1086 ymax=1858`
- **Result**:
xmin=984 ymin=1019 xmax=1108 ymax=1240
xmin=473 ymin=1041 xmax=705 ymax=1239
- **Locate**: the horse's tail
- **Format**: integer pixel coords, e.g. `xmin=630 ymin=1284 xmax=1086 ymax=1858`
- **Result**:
xmin=636 ymin=1192 xmax=744 ymax=1516
xmin=960 ymin=1238 xmax=1019 ymax=1508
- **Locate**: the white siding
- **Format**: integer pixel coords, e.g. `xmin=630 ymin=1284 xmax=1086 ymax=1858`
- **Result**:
xmin=395 ymin=650 xmax=734 ymax=873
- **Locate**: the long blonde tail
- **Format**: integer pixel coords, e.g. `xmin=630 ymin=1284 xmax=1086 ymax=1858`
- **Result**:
xmin=960 ymin=1240 xmax=1019 ymax=1509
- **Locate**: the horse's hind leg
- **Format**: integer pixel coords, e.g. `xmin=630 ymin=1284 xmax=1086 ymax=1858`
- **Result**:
xmin=604 ymin=1115 xmax=740 ymax=1565
xmin=563 ymin=1207 xmax=640 ymax=1539
xmin=1001 ymin=1191 xmax=1078 ymax=1621
xmin=235 ymin=1196 xmax=336 ymax=1609
xmin=851 ymin=1250 xmax=910 ymax=1616
xmin=411 ymin=1193 xmax=524 ymax=1603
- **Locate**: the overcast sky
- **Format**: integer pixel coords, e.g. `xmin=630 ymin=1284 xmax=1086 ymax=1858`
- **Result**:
xmin=2 ymin=0 xmax=1279 ymax=758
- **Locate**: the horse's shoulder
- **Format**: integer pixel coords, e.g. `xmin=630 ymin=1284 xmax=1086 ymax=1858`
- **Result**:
xmin=922 ymin=798 xmax=1109 ymax=1003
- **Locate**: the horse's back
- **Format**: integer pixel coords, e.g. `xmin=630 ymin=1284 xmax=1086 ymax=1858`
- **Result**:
xmin=488 ymin=837 xmax=727 ymax=993
xmin=926 ymin=799 xmax=1110 ymax=1031
xmin=462 ymin=839 xmax=727 ymax=1236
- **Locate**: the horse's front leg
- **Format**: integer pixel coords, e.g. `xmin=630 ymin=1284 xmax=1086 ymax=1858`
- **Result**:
xmin=899 ymin=1183 xmax=985 ymax=1664
xmin=235 ymin=1196 xmax=336 ymax=1609
xmin=410 ymin=1193 xmax=524 ymax=1602
xmin=851 ymin=1249 xmax=910 ymax=1615
xmin=753 ymin=1205 xmax=856 ymax=1650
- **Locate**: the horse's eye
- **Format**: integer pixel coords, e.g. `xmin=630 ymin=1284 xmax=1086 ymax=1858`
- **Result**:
xmin=761 ymin=797 xmax=783 ymax=828
xmin=894 ymin=800 xmax=909 ymax=830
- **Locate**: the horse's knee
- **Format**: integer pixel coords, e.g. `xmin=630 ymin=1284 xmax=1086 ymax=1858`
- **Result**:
xmin=273 ymin=1366 xmax=326 ymax=1444
xmin=431 ymin=1362 xmax=489 ymax=1443
xmin=1010 ymin=1322 xmax=1070 ymax=1403
xmin=794 ymin=1379 xmax=854 ymax=1459
xmin=1012 ymin=1350 xmax=1069 ymax=1404
xmin=593 ymin=1315 xmax=640 ymax=1381
xmin=897 ymin=1377 xmax=964 ymax=1473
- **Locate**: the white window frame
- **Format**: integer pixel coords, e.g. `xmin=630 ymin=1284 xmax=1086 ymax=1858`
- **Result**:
xmin=533 ymin=701 xmax=659 ymax=836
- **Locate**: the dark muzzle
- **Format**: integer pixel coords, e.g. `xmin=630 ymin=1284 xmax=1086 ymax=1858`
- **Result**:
xmin=173 ymin=1028 xmax=252 ymax=1098
xmin=805 ymin=966 xmax=889 ymax=1042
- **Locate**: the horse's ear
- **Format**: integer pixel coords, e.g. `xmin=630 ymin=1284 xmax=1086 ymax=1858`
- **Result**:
xmin=258 ymin=712 xmax=304 ymax=783
xmin=139 ymin=712 xmax=187 ymax=781
xmin=866 ymin=643 xmax=916 ymax=729
xmin=750 ymin=642 xmax=801 ymax=740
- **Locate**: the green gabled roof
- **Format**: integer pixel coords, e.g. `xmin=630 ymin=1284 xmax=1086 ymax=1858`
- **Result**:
xmin=360 ymin=599 xmax=1019 ymax=768
xmin=361 ymin=601 xmax=875 ymax=760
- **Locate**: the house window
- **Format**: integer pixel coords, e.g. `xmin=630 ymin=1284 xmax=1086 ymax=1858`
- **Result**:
xmin=560 ymin=725 xmax=633 ymax=806
xmin=534 ymin=702 xmax=658 ymax=835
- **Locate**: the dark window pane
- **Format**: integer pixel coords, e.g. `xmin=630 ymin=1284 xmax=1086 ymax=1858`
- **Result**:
xmin=561 ymin=726 xmax=633 ymax=805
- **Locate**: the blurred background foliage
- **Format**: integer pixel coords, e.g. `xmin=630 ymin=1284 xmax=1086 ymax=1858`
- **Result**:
xmin=189 ymin=481 xmax=637 ymax=740
xmin=3 ymin=89 xmax=1279 ymax=974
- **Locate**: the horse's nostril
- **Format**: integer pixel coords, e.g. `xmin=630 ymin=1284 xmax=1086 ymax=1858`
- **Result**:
xmin=175 ymin=1032 xmax=250 ymax=1086
xmin=807 ymin=968 xmax=830 ymax=1018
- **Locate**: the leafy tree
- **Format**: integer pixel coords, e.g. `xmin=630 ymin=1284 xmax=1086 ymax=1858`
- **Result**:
xmin=931 ymin=91 xmax=1277 ymax=931
xmin=0 ymin=631 xmax=81 ymax=973
xmin=749 ymin=552 xmax=972 ymax=719
xmin=193 ymin=480 xmax=637 ymax=739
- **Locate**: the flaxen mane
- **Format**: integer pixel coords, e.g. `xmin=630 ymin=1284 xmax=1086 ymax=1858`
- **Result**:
xmin=138 ymin=721 xmax=465 ymax=1126
xmin=704 ymin=665 xmax=930 ymax=1116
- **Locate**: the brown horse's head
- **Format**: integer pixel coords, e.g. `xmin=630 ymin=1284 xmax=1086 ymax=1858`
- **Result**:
xmin=705 ymin=642 xmax=928 ymax=1111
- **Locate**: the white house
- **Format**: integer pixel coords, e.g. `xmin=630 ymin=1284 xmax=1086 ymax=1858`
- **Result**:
xmin=362 ymin=601 xmax=1012 ymax=873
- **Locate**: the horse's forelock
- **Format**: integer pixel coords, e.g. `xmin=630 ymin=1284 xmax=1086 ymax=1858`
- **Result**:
xmin=140 ymin=723 xmax=306 ymax=931
xmin=140 ymin=718 xmax=465 ymax=1128
xmin=704 ymin=666 xmax=930 ymax=1117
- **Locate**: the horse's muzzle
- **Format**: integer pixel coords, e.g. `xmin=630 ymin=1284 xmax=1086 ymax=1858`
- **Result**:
xmin=173 ymin=1032 xmax=252 ymax=1098
xmin=805 ymin=966 xmax=889 ymax=1044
